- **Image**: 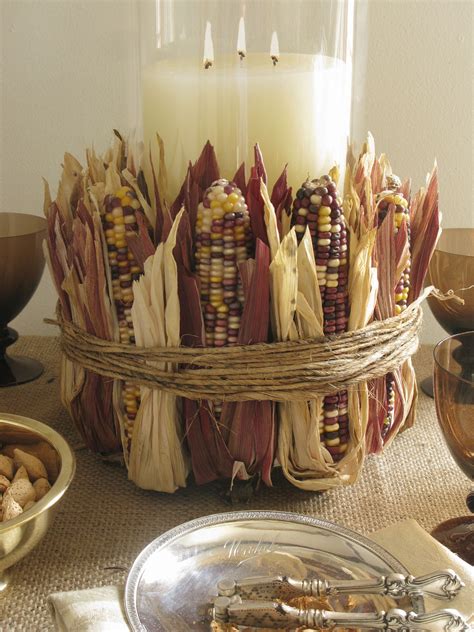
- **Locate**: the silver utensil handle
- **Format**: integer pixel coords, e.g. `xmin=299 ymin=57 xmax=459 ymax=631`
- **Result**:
xmin=217 ymin=569 xmax=464 ymax=601
xmin=213 ymin=599 xmax=470 ymax=631
xmin=321 ymin=569 xmax=465 ymax=600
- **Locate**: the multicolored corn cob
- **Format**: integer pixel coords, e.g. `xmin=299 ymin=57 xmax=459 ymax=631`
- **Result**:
xmin=103 ymin=185 xmax=143 ymax=446
xmin=376 ymin=174 xmax=411 ymax=436
xmin=195 ymin=179 xmax=253 ymax=418
xmin=196 ymin=179 xmax=253 ymax=345
xmin=377 ymin=174 xmax=411 ymax=315
xmin=292 ymin=175 xmax=349 ymax=460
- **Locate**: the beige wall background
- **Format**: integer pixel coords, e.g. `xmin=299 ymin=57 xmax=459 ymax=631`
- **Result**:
xmin=1 ymin=0 xmax=473 ymax=342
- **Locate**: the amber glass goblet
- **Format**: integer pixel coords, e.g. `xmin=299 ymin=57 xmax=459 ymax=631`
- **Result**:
xmin=421 ymin=228 xmax=474 ymax=398
xmin=0 ymin=212 xmax=47 ymax=386
xmin=431 ymin=332 xmax=474 ymax=565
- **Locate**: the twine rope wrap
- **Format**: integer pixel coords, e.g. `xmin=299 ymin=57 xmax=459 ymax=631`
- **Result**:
xmin=47 ymin=304 xmax=422 ymax=402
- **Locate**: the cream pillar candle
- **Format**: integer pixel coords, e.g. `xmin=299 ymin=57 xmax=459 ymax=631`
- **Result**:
xmin=142 ymin=53 xmax=351 ymax=200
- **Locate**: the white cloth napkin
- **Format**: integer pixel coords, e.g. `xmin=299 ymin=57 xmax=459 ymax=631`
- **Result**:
xmin=370 ymin=518 xmax=473 ymax=625
xmin=48 ymin=585 xmax=129 ymax=632
xmin=48 ymin=519 xmax=474 ymax=631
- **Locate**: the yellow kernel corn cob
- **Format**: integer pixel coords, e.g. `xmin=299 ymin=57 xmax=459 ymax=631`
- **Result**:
xmin=376 ymin=175 xmax=411 ymax=436
xmin=103 ymin=185 xmax=143 ymax=447
xmin=292 ymin=175 xmax=349 ymax=460
xmin=195 ymin=178 xmax=253 ymax=418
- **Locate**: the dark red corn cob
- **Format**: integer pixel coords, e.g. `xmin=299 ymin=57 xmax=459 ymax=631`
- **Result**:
xmin=292 ymin=175 xmax=350 ymax=460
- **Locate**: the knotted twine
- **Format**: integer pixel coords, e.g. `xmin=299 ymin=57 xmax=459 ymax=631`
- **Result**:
xmin=46 ymin=301 xmax=422 ymax=403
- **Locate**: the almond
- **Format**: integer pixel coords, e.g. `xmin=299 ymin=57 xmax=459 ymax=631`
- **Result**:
xmin=13 ymin=465 xmax=29 ymax=482
xmin=3 ymin=442 xmax=59 ymax=482
xmin=0 ymin=455 xmax=14 ymax=479
xmin=0 ymin=475 xmax=10 ymax=493
xmin=23 ymin=500 xmax=36 ymax=512
xmin=33 ymin=478 xmax=51 ymax=500
xmin=13 ymin=449 xmax=47 ymax=481
xmin=6 ymin=479 xmax=36 ymax=508
xmin=2 ymin=494 xmax=23 ymax=521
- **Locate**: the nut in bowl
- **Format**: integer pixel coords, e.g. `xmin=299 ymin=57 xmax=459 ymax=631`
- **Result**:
xmin=0 ymin=413 xmax=75 ymax=591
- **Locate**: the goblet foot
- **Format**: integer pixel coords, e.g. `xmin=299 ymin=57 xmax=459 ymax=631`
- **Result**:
xmin=0 ymin=354 xmax=44 ymax=387
xmin=431 ymin=516 xmax=474 ymax=566
xmin=420 ymin=376 xmax=434 ymax=398
xmin=0 ymin=327 xmax=44 ymax=387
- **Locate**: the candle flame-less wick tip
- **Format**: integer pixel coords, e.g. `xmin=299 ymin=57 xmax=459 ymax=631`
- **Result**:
xmin=238 ymin=51 xmax=246 ymax=60
xmin=204 ymin=59 xmax=213 ymax=69
xmin=271 ymin=55 xmax=279 ymax=66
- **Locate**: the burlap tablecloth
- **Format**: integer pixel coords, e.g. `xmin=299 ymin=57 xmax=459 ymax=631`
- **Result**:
xmin=0 ymin=337 xmax=469 ymax=630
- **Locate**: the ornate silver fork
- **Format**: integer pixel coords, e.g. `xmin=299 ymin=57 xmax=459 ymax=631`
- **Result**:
xmin=216 ymin=569 xmax=464 ymax=602
xmin=212 ymin=596 xmax=470 ymax=631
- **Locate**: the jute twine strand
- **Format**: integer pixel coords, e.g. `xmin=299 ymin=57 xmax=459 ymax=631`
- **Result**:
xmin=46 ymin=304 xmax=422 ymax=402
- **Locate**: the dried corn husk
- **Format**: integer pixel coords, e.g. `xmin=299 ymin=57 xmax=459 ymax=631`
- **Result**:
xmin=128 ymin=210 xmax=189 ymax=492
xmin=175 ymin=146 xmax=275 ymax=487
xmin=347 ymin=136 xmax=441 ymax=451
xmin=43 ymin=197 xmax=120 ymax=453
xmin=44 ymin=133 xmax=157 ymax=456
xmin=264 ymin=168 xmax=378 ymax=490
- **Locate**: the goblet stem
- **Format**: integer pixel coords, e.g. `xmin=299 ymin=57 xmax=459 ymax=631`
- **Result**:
xmin=420 ymin=337 xmax=474 ymax=400
xmin=0 ymin=326 xmax=44 ymax=387
xmin=420 ymin=376 xmax=434 ymax=398
xmin=452 ymin=338 xmax=474 ymax=385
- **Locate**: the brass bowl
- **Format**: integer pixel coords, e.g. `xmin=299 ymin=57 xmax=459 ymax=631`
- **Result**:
xmin=0 ymin=413 xmax=75 ymax=591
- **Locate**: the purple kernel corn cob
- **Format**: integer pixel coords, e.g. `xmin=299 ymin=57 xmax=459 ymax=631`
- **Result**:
xmin=103 ymin=185 xmax=143 ymax=447
xmin=196 ymin=179 xmax=253 ymax=418
xmin=292 ymin=175 xmax=349 ymax=460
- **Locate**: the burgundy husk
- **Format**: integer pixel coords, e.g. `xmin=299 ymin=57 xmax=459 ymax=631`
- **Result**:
xmin=233 ymin=162 xmax=247 ymax=197
xmin=247 ymin=173 xmax=269 ymax=247
xmin=126 ymin=212 xmax=156 ymax=271
xmin=253 ymin=144 xmax=267 ymax=184
xmin=374 ymin=207 xmax=396 ymax=320
xmin=170 ymin=162 xmax=191 ymax=220
xmin=367 ymin=206 xmax=397 ymax=453
xmin=270 ymin=165 xmax=292 ymax=235
xmin=408 ymin=166 xmax=440 ymax=303
xmin=222 ymin=239 xmax=275 ymax=484
xmin=46 ymin=202 xmax=121 ymax=454
xmin=149 ymin=146 xmax=167 ymax=245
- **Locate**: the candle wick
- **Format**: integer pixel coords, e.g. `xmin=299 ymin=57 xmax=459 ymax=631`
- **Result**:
xmin=237 ymin=17 xmax=246 ymax=63
xmin=203 ymin=20 xmax=214 ymax=70
xmin=270 ymin=31 xmax=280 ymax=66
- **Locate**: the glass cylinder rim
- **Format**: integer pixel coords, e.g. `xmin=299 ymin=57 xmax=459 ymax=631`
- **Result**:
xmin=433 ymin=330 xmax=474 ymax=386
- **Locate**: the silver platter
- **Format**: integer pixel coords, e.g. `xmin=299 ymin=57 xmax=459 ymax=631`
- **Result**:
xmin=125 ymin=510 xmax=424 ymax=631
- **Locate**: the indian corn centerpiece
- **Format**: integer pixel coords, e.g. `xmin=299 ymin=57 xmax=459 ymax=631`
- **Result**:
xmin=43 ymin=132 xmax=441 ymax=494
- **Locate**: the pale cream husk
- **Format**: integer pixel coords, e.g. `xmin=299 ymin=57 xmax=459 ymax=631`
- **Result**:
xmin=128 ymin=209 xmax=189 ymax=492
xmin=262 ymin=181 xmax=378 ymax=490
